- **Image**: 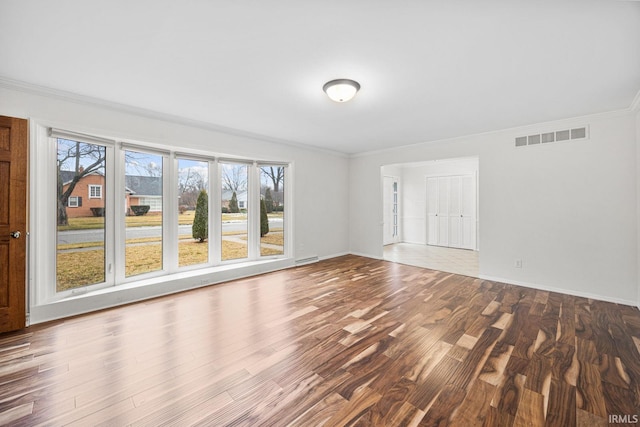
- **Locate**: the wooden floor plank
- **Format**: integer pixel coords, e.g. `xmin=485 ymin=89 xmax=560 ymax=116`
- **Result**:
xmin=0 ymin=255 xmax=637 ymax=425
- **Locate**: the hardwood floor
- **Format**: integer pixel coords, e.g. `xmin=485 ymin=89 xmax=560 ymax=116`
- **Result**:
xmin=1 ymin=255 xmax=639 ymax=426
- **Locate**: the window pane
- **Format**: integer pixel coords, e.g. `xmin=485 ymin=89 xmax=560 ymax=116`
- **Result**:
xmin=178 ymin=159 xmax=209 ymax=267
xmin=125 ymin=150 xmax=163 ymax=276
xmin=56 ymin=138 xmax=106 ymax=292
xmin=260 ymin=166 xmax=284 ymax=256
xmin=220 ymin=163 xmax=248 ymax=261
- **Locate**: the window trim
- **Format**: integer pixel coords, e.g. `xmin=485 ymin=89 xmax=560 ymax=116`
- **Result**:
xmin=258 ymin=164 xmax=288 ymax=259
xmin=52 ymin=134 xmax=115 ymax=300
xmin=88 ymin=184 xmax=102 ymax=199
xmin=175 ymin=156 xmax=212 ymax=271
xmin=68 ymin=196 xmax=79 ymax=207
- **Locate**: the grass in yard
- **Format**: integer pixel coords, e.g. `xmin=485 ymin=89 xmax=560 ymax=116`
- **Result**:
xmin=56 ymin=239 xmax=283 ymax=291
xmin=179 ymin=240 xmax=208 ymax=267
xmin=221 ymin=240 xmax=248 ymax=261
xmin=56 ymin=249 xmax=105 ymax=292
xmin=259 ymin=232 xmax=284 ymax=246
xmin=222 ymin=213 xmax=247 ymax=222
xmin=57 ymin=217 xmax=106 ymax=231
xmin=260 ymin=246 xmax=283 ymax=256
xmin=125 ymin=244 xmax=163 ymax=278
xmin=240 ymin=230 xmax=284 ymax=255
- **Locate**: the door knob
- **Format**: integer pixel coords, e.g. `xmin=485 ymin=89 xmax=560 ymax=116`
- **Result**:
xmin=10 ymin=231 xmax=21 ymax=239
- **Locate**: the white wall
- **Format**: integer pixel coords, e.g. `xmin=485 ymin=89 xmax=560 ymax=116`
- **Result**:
xmin=0 ymin=84 xmax=350 ymax=322
xmin=351 ymin=111 xmax=638 ymax=305
xmin=397 ymin=158 xmax=478 ymax=245
xmin=636 ymin=107 xmax=640 ymax=308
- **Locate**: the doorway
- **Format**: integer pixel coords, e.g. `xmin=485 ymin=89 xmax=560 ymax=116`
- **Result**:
xmin=383 ymin=175 xmax=399 ymax=245
xmin=381 ymin=157 xmax=479 ymax=278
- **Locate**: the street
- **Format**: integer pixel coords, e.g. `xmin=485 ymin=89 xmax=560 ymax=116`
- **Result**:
xmin=57 ymin=219 xmax=283 ymax=244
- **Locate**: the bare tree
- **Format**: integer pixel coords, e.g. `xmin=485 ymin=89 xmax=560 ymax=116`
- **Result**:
xmin=178 ymin=167 xmax=207 ymax=208
xmin=222 ymin=165 xmax=247 ymax=192
xmin=57 ymin=139 xmax=106 ymax=226
xmin=261 ymin=166 xmax=284 ymax=193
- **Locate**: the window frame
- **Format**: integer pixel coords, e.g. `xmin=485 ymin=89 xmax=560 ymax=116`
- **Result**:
xmin=257 ymin=163 xmax=288 ymax=259
xmin=53 ymin=132 xmax=115 ymax=300
xmin=120 ymin=147 xmax=168 ymax=282
xmin=67 ymin=196 xmax=79 ymax=207
xmin=88 ymin=184 xmax=102 ymax=199
xmin=32 ymin=124 xmax=291 ymax=307
xmin=175 ymin=155 xmax=215 ymax=271
xmin=218 ymin=160 xmax=252 ymax=264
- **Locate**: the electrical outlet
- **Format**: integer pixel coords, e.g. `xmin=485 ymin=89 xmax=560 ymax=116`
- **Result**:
xmin=514 ymin=259 xmax=522 ymax=268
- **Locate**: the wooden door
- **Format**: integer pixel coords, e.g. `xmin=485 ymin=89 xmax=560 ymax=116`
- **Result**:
xmin=0 ymin=116 xmax=27 ymax=333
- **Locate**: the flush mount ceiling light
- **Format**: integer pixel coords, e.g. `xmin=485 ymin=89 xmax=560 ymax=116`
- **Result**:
xmin=323 ymin=79 xmax=361 ymax=103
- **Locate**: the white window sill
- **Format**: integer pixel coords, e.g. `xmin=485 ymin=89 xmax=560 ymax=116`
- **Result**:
xmin=30 ymin=257 xmax=294 ymax=325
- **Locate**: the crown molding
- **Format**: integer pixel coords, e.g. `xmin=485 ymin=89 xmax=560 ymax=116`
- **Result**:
xmin=0 ymin=75 xmax=348 ymax=158
xmin=351 ymin=108 xmax=633 ymax=159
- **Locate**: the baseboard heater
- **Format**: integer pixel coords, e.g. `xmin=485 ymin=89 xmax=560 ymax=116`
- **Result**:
xmin=295 ymin=256 xmax=319 ymax=265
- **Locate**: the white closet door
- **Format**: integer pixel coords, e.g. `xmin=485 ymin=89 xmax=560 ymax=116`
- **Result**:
xmin=436 ymin=177 xmax=449 ymax=246
xmin=448 ymin=175 xmax=462 ymax=248
xmin=426 ymin=173 xmax=477 ymax=250
xmin=426 ymin=177 xmax=438 ymax=245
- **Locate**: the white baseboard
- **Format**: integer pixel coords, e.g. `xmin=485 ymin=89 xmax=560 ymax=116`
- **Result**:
xmin=345 ymin=254 xmax=638 ymax=308
xmin=348 ymin=251 xmax=383 ymax=260
xmin=319 ymin=251 xmax=350 ymax=261
xmin=480 ymin=274 xmax=638 ymax=308
xmin=400 ymin=240 xmax=426 ymax=245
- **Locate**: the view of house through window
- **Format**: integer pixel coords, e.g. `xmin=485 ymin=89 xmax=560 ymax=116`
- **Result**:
xmin=178 ymin=158 xmax=209 ymax=267
xmin=220 ymin=162 xmax=248 ymax=261
xmin=260 ymin=165 xmax=285 ymax=256
xmin=125 ymin=150 xmax=163 ymax=277
xmin=50 ymin=130 xmax=289 ymax=297
xmin=56 ymin=138 xmax=107 ymax=292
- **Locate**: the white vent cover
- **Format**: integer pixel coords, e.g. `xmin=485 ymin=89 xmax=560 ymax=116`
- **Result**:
xmin=515 ymin=126 xmax=588 ymax=148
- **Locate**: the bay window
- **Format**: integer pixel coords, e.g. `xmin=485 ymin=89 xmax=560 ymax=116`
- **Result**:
xmin=35 ymin=125 xmax=290 ymax=306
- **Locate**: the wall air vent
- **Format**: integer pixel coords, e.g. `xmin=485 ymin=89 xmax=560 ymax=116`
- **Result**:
xmin=515 ymin=126 xmax=588 ymax=148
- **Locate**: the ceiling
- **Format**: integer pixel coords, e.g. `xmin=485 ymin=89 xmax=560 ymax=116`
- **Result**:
xmin=1 ymin=1 xmax=639 ymax=155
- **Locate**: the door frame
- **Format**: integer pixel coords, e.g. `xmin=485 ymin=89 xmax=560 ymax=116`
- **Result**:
xmin=382 ymin=175 xmax=400 ymax=246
